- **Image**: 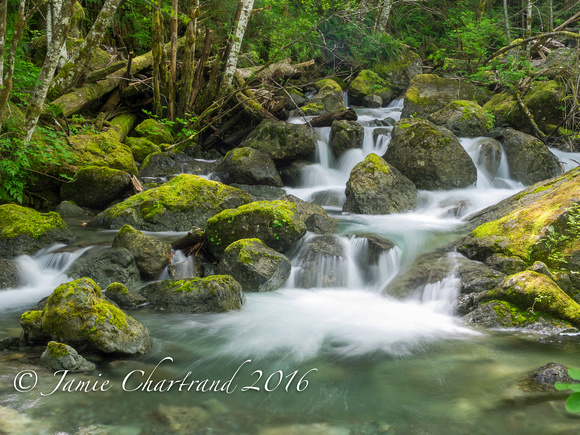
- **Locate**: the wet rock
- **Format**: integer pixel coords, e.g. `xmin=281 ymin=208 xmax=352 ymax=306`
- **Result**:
xmin=240 ymin=119 xmax=317 ymax=165
xmin=348 ymin=70 xmax=393 ymax=107
xmin=0 ymin=406 xmax=36 ymax=434
xmin=139 ymin=151 xmax=208 ymax=178
xmin=89 ymin=174 xmax=252 ymax=231
xmin=0 ymin=204 xmax=75 ymax=258
xmin=134 ymin=118 xmax=174 ymax=145
xmin=215 ymin=147 xmax=283 ymax=187
xmin=0 ymin=337 xmax=19 ymax=350
xmin=217 ymin=238 xmax=291 ymax=292
xmin=295 ymin=235 xmax=347 ymax=288
xmin=105 ymin=282 xmax=147 ymax=310
xmin=525 ymin=362 xmax=579 ymax=392
xmin=140 ymin=276 xmax=245 ymax=313
xmin=476 ymin=138 xmax=503 ymax=179
xmin=206 ymin=200 xmax=307 ymax=258
xmin=60 ymin=166 xmax=132 ymax=209
xmin=428 ymin=100 xmax=488 ymax=137
xmin=124 ymin=137 xmax=162 ymax=163
xmin=0 ymin=259 xmax=19 ymax=289
xmin=281 ymin=194 xmax=338 ymax=234
xmin=485 ymin=253 xmax=527 ymax=275
xmin=352 ymin=233 xmax=395 ymax=265
xmin=384 ymin=118 xmax=477 ymax=190
xmin=40 ymin=278 xmax=152 ymax=355
xmin=500 ymin=128 xmax=562 ymax=185
xmin=54 ymin=200 xmax=93 ymax=217
xmin=284 ymin=88 xmax=308 ymax=110
xmin=112 ymin=224 xmax=171 ymax=280
xmin=67 ymin=247 xmax=140 ymax=288
xmin=363 ymin=94 xmax=382 ymax=108
xmin=40 ymin=341 xmax=95 ymax=372
xmin=230 ymin=184 xmax=285 ymax=201
xmin=343 ymin=153 xmax=418 ymax=214
xmin=279 ymin=160 xmax=313 ymax=187
xmin=301 ymin=79 xmax=346 ymax=115
xmin=20 ymin=310 xmax=49 ymax=344
xmin=329 ymin=120 xmax=364 ymax=157
xmin=76 ymin=424 xmax=142 ymax=435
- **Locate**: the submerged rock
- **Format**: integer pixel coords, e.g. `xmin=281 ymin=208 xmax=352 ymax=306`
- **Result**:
xmin=215 ymin=147 xmax=283 ymax=187
xmin=60 ymin=166 xmax=132 ymax=209
xmin=40 ymin=341 xmax=96 ymax=372
xmin=0 ymin=204 xmax=75 ymax=258
xmin=217 ymin=238 xmax=291 ymax=292
xmin=525 ymin=362 xmax=579 ymax=392
xmin=343 ymin=153 xmax=418 ymax=214
xmin=140 ymin=276 xmax=245 ymax=313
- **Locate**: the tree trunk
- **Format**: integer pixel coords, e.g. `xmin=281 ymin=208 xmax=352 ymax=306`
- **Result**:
xmin=23 ymin=0 xmax=76 ymax=142
xmin=358 ymin=0 xmax=374 ymax=21
xmin=177 ymin=0 xmax=200 ymax=119
xmin=48 ymin=0 xmax=123 ymax=100
xmin=152 ymin=0 xmax=168 ymax=118
xmin=547 ymin=0 xmax=553 ymax=32
xmin=168 ymin=0 xmax=178 ymax=120
xmin=476 ymin=0 xmax=487 ymax=22
xmin=0 ymin=0 xmax=8 ymax=88
xmin=503 ymin=0 xmax=511 ymax=46
xmin=309 ymin=109 xmax=358 ymax=128
xmin=189 ymin=27 xmax=212 ymax=111
xmin=220 ymin=0 xmax=254 ymax=95
xmin=375 ymin=0 xmax=393 ymax=34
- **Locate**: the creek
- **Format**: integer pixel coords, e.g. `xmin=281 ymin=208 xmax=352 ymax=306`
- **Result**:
xmin=1 ymin=100 xmax=580 ymax=434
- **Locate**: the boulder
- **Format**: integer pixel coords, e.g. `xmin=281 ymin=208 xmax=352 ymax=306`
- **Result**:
xmin=281 ymin=194 xmax=338 ymax=234
xmin=383 ymin=118 xmax=477 ymax=190
xmin=525 ymin=363 xmax=580 ymax=392
xmin=140 ymin=276 xmax=245 ymax=313
xmin=112 ymin=225 xmax=172 ymax=280
xmin=139 ymin=151 xmax=209 ymax=178
xmin=299 ymin=79 xmax=346 ymax=115
xmin=372 ymin=46 xmax=423 ymax=93
xmin=60 ymin=166 xmax=132 ymax=209
xmin=88 ymin=174 xmax=252 ymax=231
xmin=240 ymin=120 xmax=317 ymax=165
xmin=217 ymin=238 xmax=291 ymax=292
xmin=329 ymin=120 xmax=364 ymax=157
xmin=499 ymin=128 xmax=561 ymax=185
xmin=54 ymin=200 xmax=93 ymax=217
xmin=351 ymin=233 xmax=396 ymax=265
xmin=476 ymin=138 xmax=503 ymax=179
xmin=402 ymin=74 xmax=489 ymax=119
xmin=134 ymin=118 xmax=174 ymax=145
xmin=428 ymin=100 xmax=489 ymax=137
xmin=484 ymin=253 xmax=527 ymax=275
xmin=206 ymin=200 xmax=307 ymax=257
xmin=124 ymin=137 xmax=162 ymax=163
xmin=0 ymin=259 xmax=19 ymax=289
xmin=348 ymin=70 xmax=393 ymax=107
xmin=40 ymin=278 xmax=152 ymax=355
xmin=295 ymin=235 xmax=346 ymax=288
xmin=215 ymin=147 xmax=283 ymax=187
xmin=230 ymin=184 xmax=285 ymax=201
xmin=343 ymin=153 xmax=418 ymax=214
xmin=105 ymin=282 xmax=147 ymax=310
xmin=279 ymin=160 xmax=313 ymax=187
xmin=40 ymin=341 xmax=95 ymax=372
xmin=0 ymin=205 xmax=75 ymax=258
xmin=67 ymin=247 xmax=140 ymax=288
xmin=20 ymin=310 xmax=50 ymax=344
xmin=284 ymin=88 xmax=308 ymax=110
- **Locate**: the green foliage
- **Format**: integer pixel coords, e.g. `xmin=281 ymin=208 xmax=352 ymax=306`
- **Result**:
xmin=471 ymin=54 xmax=538 ymax=91
xmin=555 ymin=367 xmax=580 ymax=413
xmin=142 ymin=109 xmax=198 ymax=142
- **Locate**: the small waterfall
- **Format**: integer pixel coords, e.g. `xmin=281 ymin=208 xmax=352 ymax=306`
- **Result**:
xmin=159 ymin=250 xmax=197 ymax=280
xmin=420 ymin=253 xmax=461 ymax=314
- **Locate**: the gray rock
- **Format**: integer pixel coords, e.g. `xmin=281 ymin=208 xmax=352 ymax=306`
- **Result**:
xmin=485 ymin=253 xmax=527 ymax=275
xmin=215 ymin=147 xmax=283 ymax=187
xmin=526 ymin=362 xmax=579 ymax=391
xmin=295 ymin=235 xmax=347 ymax=288
xmin=60 ymin=167 xmax=132 ymax=209
xmin=230 ymin=184 xmax=285 ymax=201
xmin=279 ymin=160 xmax=313 ymax=187
xmin=217 ymin=239 xmax=291 ymax=292
xmin=139 ymin=152 xmax=209 ymax=178
xmin=40 ymin=341 xmax=95 ymax=372
xmin=308 ymin=79 xmax=346 ymax=114
xmin=428 ymin=100 xmax=488 ymax=137
xmin=363 ymin=95 xmax=382 ymax=108
xmin=348 ymin=70 xmax=392 ymax=107
xmin=351 ymin=233 xmax=395 ymax=265
xmin=329 ymin=120 xmax=364 ymax=157
xmin=281 ymin=194 xmax=338 ymax=234
xmin=476 ymin=138 xmax=503 ymax=179
xmin=54 ymin=200 xmax=93 ymax=217
xmin=0 ymin=337 xmax=19 ymax=350
xmin=0 ymin=259 xmax=19 ymax=289
xmin=105 ymin=282 xmax=147 ymax=310
xmin=68 ymin=247 xmax=140 ymax=289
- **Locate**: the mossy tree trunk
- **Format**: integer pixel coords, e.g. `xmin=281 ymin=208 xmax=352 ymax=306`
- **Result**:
xmin=168 ymin=0 xmax=178 ymax=120
xmin=23 ymin=0 xmax=76 ymax=143
xmin=0 ymin=0 xmax=8 ymax=89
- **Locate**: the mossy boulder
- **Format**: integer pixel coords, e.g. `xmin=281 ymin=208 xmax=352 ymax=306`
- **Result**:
xmin=134 ymin=119 xmax=174 ymax=145
xmin=215 ymin=147 xmax=283 ymax=187
xmin=217 ymin=238 xmax=291 ymax=292
xmin=372 ymin=46 xmax=422 ymax=93
xmin=0 ymin=259 xmax=20 ymax=289
xmin=483 ymin=80 xmax=564 ymax=134
xmin=1 ymin=102 xmax=24 ymax=131
xmin=20 ymin=310 xmax=49 ymax=344
xmin=105 ymin=282 xmax=147 ymax=310
xmin=280 ymin=194 xmax=338 ymax=234
xmin=124 ymin=137 xmax=162 ymax=163
xmin=67 ymin=247 xmax=140 ymax=288
xmin=0 ymin=205 xmax=75 ymax=258
xmin=306 ymin=79 xmax=346 ymax=114
xmin=112 ymin=225 xmax=172 ymax=280
xmin=383 ymin=118 xmax=477 ymax=190
xmin=402 ymin=74 xmax=489 ymax=119
xmin=428 ymin=100 xmax=489 ymax=137
xmin=295 ymin=235 xmax=346 ymax=288
xmin=89 ymin=174 xmax=252 ymax=231
xmin=348 ymin=70 xmax=393 ymax=107
xmin=139 ymin=151 xmax=208 ymax=178
xmin=40 ymin=278 xmax=152 ymax=355
xmin=140 ymin=276 xmax=245 ymax=313
xmin=40 ymin=341 xmax=95 ymax=372
xmin=343 ymin=153 xmax=418 ymax=214
xmin=240 ymin=120 xmax=317 ymax=165
xmin=60 ymin=166 xmax=132 ymax=209
xmin=499 ymin=128 xmax=561 ymax=185
xmin=206 ymin=200 xmax=307 ymax=257
xmin=329 ymin=120 xmax=364 ymax=157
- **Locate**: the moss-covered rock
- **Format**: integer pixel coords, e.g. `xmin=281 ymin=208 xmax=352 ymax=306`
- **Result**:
xmin=500 ymin=128 xmax=562 ymax=185
xmin=134 ymin=119 xmax=174 ymax=145
xmin=372 ymin=46 xmax=423 ymax=93
xmin=240 ymin=120 xmax=317 ymax=165
xmin=40 ymin=278 xmax=152 ymax=355
xmin=88 ymin=174 xmax=252 ymax=231
xmin=206 ymin=200 xmax=307 ymax=258
xmin=215 ymin=147 xmax=283 ymax=187
xmin=280 ymin=194 xmax=338 ymax=234
xmin=20 ymin=310 xmax=49 ymax=344
xmin=0 ymin=259 xmax=19 ymax=289
xmin=67 ymin=247 xmax=140 ymax=289
xmin=0 ymin=205 xmax=75 ymax=258
xmin=217 ymin=238 xmax=291 ymax=292
xmin=306 ymin=79 xmax=346 ymax=114
xmin=383 ymin=118 xmax=477 ymax=190
xmin=124 ymin=137 xmax=162 ymax=163
xmin=40 ymin=341 xmax=96 ymax=372
xmin=348 ymin=70 xmax=393 ymax=107
xmin=1 ymin=102 xmax=24 ymax=131
xmin=105 ymin=282 xmax=147 ymax=310
xmin=60 ymin=166 xmax=132 ymax=209
xmin=329 ymin=120 xmax=364 ymax=157
xmin=402 ymin=74 xmax=490 ymax=119
xmin=112 ymin=225 xmax=172 ymax=280
xmin=428 ymin=100 xmax=488 ymax=137
xmin=140 ymin=275 xmax=245 ymax=312
xmin=343 ymin=153 xmax=418 ymax=214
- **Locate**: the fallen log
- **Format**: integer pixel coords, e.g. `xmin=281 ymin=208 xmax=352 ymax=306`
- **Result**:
xmin=235 ymin=92 xmax=278 ymax=123
xmin=171 ymin=228 xmax=205 ymax=254
xmin=237 ymin=59 xmax=315 ymax=82
xmin=309 ymin=109 xmax=357 ymax=128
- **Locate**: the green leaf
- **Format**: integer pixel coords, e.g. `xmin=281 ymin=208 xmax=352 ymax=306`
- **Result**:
xmin=566 ymin=392 xmax=580 ymax=413
xmin=568 ymin=367 xmax=580 ymax=380
xmin=555 ymin=382 xmax=580 ymax=392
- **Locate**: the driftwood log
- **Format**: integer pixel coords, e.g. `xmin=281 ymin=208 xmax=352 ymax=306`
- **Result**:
xmin=309 ymin=109 xmax=358 ymax=127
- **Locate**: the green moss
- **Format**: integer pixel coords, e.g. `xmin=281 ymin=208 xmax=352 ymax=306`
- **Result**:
xmin=106 ymin=282 xmax=130 ymax=295
xmin=224 ymin=238 xmax=265 ymax=264
xmin=135 ymin=119 xmax=174 ymax=145
xmin=229 ymin=147 xmax=252 ymax=161
xmin=356 ymin=153 xmax=390 ymax=175
xmin=350 ymin=70 xmax=390 ymax=97
xmin=489 ymin=300 xmax=538 ymax=327
xmin=168 ymin=275 xmax=238 ymax=293
xmin=20 ymin=310 xmax=42 ymax=325
xmin=47 ymin=341 xmax=70 ymax=359
xmin=125 ymin=137 xmax=162 ymax=163
xmin=316 ymin=79 xmax=343 ymax=94
xmin=0 ymin=204 xmax=69 ymax=240
xmin=300 ymin=103 xmax=325 ymax=115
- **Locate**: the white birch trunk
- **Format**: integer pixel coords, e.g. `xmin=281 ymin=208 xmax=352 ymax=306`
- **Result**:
xmin=526 ymin=0 xmax=532 ymax=39
xmin=547 ymin=0 xmax=553 ymax=32
xmin=221 ymin=0 xmax=254 ymax=94
xmin=0 ymin=0 xmax=8 ymax=87
xmin=375 ymin=0 xmax=393 ymax=34
xmin=503 ymin=0 xmax=511 ymax=45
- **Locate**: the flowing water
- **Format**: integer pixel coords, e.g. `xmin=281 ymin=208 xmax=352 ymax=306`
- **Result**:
xmin=2 ymin=101 xmax=580 ymax=434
